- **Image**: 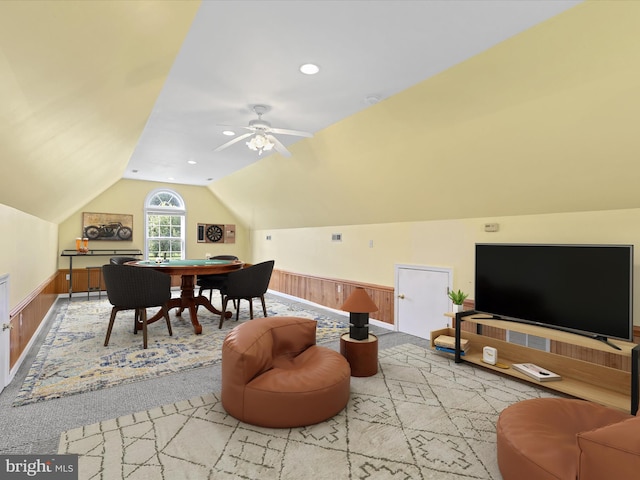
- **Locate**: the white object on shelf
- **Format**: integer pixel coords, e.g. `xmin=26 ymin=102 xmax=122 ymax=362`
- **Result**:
xmin=482 ymin=346 xmax=497 ymax=365
xmin=512 ymin=363 xmax=562 ymax=382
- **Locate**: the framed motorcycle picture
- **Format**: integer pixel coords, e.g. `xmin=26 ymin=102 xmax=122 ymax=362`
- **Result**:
xmin=82 ymin=212 xmax=133 ymax=241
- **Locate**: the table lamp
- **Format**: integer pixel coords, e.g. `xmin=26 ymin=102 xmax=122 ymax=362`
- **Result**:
xmin=341 ymin=287 xmax=378 ymax=340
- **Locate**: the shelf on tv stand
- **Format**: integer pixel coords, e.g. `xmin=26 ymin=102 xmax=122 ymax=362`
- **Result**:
xmin=453 ymin=314 xmax=635 ymax=353
xmin=434 ymin=313 xmax=639 ymax=414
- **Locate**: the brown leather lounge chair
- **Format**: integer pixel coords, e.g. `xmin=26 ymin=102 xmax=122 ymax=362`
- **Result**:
xmin=497 ymin=397 xmax=640 ymax=480
xmin=221 ymin=316 xmax=351 ymax=428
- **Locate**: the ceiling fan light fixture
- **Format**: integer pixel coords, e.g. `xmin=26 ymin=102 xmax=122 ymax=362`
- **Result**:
xmin=247 ymin=134 xmax=275 ymax=155
xmin=299 ymin=63 xmax=320 ymax=75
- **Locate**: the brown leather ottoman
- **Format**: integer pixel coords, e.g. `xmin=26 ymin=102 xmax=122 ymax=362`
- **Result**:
xmin=221 ymin=316 xmax=351 ymax=428
xmin=497 ymin=398 xmax=637 ymax=480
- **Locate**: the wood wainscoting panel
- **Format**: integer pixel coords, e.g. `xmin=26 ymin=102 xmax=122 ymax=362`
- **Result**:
xmin=9 ymin=273 xmax=58 ymax=369
xmin=269 ymin=269 xmax=394 ymax=325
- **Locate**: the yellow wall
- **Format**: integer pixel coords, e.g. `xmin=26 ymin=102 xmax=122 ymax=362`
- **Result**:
xmin=57 ymin=179 xmax=249 ymax=270
xmin=5 ymin=1 xmax=640 ymax=331
xmin=253 ymin=207 xmax=640 ymax=326
xmin=212 ymin=1 xmax=640 ymax=231
xmin=0 ymin=204 xmax=58 ymax=309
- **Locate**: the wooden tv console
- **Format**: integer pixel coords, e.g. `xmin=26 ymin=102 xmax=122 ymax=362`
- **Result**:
xmin=431 ymin=311 xmax=639 ymax=414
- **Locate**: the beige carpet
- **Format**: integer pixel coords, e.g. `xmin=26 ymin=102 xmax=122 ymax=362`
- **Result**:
xmin=14 ymin=293 xmax=348 ymax=406
xmin=58 ymin=343 xmax=559 ymax=480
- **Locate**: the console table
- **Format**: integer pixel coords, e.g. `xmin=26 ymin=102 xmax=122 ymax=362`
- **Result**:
xmin=433 ymin=311 xmax=639 ymax=414
xmin=60 ymin=249 xmax=143 ymax=299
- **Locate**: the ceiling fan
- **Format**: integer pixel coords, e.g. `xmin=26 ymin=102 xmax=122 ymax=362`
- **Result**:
xmin=214 ymin=105 xmax=313 ymax=157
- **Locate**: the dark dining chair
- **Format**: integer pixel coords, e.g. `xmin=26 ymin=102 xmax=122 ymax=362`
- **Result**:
xmin=196 ymin=255 xmax=239 ymax=306
xmin=110 ymin=256 xmax=139 ymax=265
xmin=218 ymin=260 xmax=275 ymax=328
xmin=102 ymin=264 xmax=173 ymax=349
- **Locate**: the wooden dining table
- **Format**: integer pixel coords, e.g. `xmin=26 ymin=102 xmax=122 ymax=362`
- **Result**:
xmin=126 ymin=259 xmax=243 ymax=334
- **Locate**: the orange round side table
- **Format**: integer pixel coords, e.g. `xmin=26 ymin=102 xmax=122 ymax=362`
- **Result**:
xmin=340 ymin=333 xmax=378 ymax=377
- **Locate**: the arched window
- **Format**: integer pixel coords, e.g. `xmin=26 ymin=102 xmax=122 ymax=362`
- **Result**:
xmin=144 ymin=189 xmax=186 ymax=260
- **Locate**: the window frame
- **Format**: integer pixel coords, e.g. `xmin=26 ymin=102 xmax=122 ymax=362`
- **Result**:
xmin=144 ymin=189 xmax=186 ymax=261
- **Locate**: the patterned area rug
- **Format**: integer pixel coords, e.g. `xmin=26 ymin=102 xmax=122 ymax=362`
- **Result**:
xmin=59 ymin=343 xmax=559 ymax=480
xmin=14 ymin=293 xmax=348 ymax=407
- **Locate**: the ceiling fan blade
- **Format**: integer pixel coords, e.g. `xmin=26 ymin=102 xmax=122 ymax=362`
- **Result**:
xmin=213 ymin=132 xmax=253 ymax=152
xmin=266 ymin=134 xmax=291 ymax=157
xmin=218 ymin=124 xmax=258 ymax=133
xmin=268 ymin=127 xmax=313 ymax=138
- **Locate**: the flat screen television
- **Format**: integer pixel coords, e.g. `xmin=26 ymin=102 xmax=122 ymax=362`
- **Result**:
xmin=475 ymin=243 xmax=634 ymax=346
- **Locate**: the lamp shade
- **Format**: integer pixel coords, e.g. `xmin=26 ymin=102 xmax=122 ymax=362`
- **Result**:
xmin=341 ymin=287 xmax=378 ymax=313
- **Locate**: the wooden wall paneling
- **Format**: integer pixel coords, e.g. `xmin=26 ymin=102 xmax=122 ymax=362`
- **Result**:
xmin=268 ymin=269 xmax=394 ymax=325
xmin=9 ymin=274 xmax=58 ymax=368
xmin=13 ymin=269 xmax=640 ymax=381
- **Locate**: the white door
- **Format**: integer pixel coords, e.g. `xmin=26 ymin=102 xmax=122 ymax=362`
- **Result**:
xmin=0 ymin=274 xmax=9 ymax=393
xmin=395 ymin=265 xmax=452 ymax=339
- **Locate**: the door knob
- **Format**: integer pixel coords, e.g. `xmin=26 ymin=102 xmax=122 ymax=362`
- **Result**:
xmin=397 ymin=294 xmax=405 ymax=299
xmin=2 ymin=323 xmax=12 ymax=331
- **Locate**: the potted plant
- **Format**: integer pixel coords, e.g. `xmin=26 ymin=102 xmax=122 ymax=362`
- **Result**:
xmin=448 ymin=288 xmax=468 ymax=312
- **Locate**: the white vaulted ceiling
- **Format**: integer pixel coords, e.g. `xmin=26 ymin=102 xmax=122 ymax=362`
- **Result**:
xmin=0 ymin=0 xmax=581 ymax=223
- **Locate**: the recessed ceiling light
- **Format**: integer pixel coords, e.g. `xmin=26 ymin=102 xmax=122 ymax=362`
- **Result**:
xmin=365 ymin=95 xmax=380 ymax=105
xmin=168 ymin=177 xmax=174 ymax=181
xmin=187 ymin=160 xmax=197 ymax=165
xmin=222 ymin=130 xmax=235 ymax=136
xmin=300 ymin=63 xmax=320 ymax=75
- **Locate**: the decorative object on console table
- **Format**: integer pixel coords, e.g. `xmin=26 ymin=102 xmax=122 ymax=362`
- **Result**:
xmin=75 ymin=237 xmax=89 ymax=254
xmin=339 ymin=287 xmax=379 ymax=377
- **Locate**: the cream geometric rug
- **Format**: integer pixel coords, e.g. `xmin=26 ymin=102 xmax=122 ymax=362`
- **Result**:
xmin=14 ymin=293 xmax=348 ymax=406
xmin=58 ymin=343 xmax=559 ymax=479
